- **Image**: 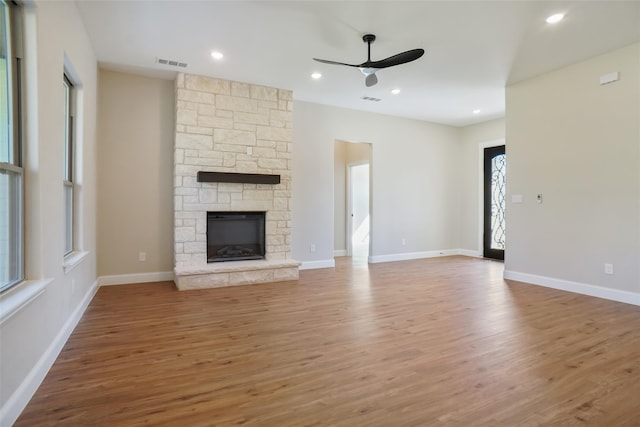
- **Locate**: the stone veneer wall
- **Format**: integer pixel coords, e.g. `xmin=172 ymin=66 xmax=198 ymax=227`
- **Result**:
xmin=173 ymin=73 xmax=295 ymax=284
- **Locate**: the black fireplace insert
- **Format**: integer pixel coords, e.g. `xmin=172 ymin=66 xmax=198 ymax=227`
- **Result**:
xmin=207 ymin=212 xmax=266 ymax=262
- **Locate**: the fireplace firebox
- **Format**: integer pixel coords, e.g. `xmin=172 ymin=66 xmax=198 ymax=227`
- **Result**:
xmin=207 ymin=212 xmax=266 ymax=262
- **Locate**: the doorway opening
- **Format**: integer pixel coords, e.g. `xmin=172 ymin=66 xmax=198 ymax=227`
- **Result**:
xmin=333 ymin=140 xmax=372 ymax=265
xmin=483 ymin=145 xmax=506 ymax=260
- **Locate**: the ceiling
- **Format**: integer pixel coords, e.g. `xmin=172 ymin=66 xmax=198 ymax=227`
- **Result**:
xmin=75 ymin=1 xmax=640 ymax=127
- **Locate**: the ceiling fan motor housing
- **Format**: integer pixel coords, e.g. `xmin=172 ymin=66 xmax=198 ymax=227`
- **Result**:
xmin=363 ymin=34 xmax=376 ymax=44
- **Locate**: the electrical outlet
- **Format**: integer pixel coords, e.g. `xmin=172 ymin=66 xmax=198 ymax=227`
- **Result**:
xmin=604 ymin=263 xmax=613 ymax=275
xmin=401 ymin=238 xmax=406 ymax=246
xmin=139 ymin=252 xmax=146 ymax=262
xmin=309 ymin=244 xmax=316 ymax=253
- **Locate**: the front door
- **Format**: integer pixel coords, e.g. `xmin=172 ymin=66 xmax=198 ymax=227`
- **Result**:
xmin=483 ymin=145 xmax=506 ymax=260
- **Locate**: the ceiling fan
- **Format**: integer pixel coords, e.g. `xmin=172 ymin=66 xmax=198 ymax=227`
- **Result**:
xmin=313 ymin=34 xmax=424 ymax=87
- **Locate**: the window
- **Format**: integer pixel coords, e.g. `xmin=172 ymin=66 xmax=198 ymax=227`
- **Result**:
xmin=63 ymin=74 xmax=74 ymax=256
xmin=0 ymin=0 xmax=23 ymax=292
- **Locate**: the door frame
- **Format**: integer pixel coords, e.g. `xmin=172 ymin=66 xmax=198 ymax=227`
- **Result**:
xmin=483 ymin=145 xmax=506 ymax=260
xmin=477 ymin=139 xmax=505 ymax=256
xmin=346 ymin=161 xmax=370 ymax=257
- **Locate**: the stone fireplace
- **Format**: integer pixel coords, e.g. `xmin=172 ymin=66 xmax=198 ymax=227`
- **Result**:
xmin=173 ymin=73 xmax=299 ymax=290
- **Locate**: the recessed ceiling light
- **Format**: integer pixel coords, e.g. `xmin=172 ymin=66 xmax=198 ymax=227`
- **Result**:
xmin=473 ymin=109 xmax=481 ymax=114
xmin=391 ymin=88 xmax=401 ymax=95
xmin=545 ymin=13 xmax=565 ymax=24
xmin=210 ymin=51 xmax=224 ymax=60
xmin=311 ymin=72 xmax=322 ymax=80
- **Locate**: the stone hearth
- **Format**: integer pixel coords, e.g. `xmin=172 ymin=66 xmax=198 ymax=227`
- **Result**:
xmin=173 ymin=73 xmax=299 ymax=290
xmin=175 ymin=259 xmax=300 ymax=290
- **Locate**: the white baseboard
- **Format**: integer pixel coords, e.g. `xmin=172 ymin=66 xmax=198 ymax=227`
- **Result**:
xmin=299 ymin=259 xmax=336 ymax=270
xmin=368 ymin=249 xmax=459 ymax=264
xmin=333 ymin=249 xmax=347 ymax=257
xmin=0 ymin=280 xmax=99 ymax=427
xmin=504 ymin=270 xmax=640 ymax=307
xmin=98 ymin=271 xmax=175 ymax=286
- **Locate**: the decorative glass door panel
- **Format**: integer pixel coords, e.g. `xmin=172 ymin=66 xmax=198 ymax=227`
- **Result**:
xmin=483 ymin=146 xmax=506 ymax=260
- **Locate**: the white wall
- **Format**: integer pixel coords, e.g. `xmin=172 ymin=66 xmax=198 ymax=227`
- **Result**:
xmin=0 ymin=1 xmax=98 ymax=424
xmin=505 ymin=43 xmax=640 ymax=300
xmin=97 ymin=69 xmax=174 ymax=277
xmin=293 ymin=101 xmax=461 ymax=265
xmin=333 ymin=140 xmax=347 ymax=253
xmin=458 ymin=118 xmax=506 ymax=253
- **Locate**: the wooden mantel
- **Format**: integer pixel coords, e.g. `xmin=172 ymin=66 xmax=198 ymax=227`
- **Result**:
xmin=196 ymin=171 xmax=281 ymax=185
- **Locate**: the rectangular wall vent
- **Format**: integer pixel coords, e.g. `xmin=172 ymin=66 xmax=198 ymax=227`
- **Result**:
xmin=361 ymin=96 xmax=382 ymax=102
xmin=156 ymin=57 xmax=188 ymax=68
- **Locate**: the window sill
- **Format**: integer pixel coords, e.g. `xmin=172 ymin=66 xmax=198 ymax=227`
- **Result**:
xmin=0 ymin=278 xmax=52 ymax=325
xmin=63 ymin=251 xmax=89 ymax=274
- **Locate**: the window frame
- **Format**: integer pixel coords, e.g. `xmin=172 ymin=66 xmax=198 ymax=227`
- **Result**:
xmin=0 ymin=0 xmax=24 ymax=293
xmin=63 ymin=73 xmax=74 ymax=257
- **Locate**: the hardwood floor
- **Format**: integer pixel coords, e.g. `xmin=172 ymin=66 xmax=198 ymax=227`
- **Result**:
xmin=16 ymin=256 xmax=640 ymax=426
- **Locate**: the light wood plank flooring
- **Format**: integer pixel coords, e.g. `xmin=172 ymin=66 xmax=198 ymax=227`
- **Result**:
xmin=16 ymin=256 xmax=640 ymax=426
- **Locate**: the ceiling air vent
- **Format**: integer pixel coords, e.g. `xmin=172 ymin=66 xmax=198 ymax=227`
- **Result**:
xmin=361 ymin=96 xmax=382 ymax=102
xmin=156 ymin=57 xmax=188 ymax=68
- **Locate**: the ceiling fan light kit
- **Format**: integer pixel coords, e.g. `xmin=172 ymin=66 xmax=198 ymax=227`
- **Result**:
xmin=313 ymin=34 xmax=424 ymax=87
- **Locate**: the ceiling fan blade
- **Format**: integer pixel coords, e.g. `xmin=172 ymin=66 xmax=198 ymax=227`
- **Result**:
xmin=313 ymin=34 xmax=424 ymax=87
xmin=365 ymin=73 xmax=378 ymax=87
xmin=313 ymin=58 xmax=359 ymax=67
xmin=369 ymin=49 xmax=425 ymax=69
